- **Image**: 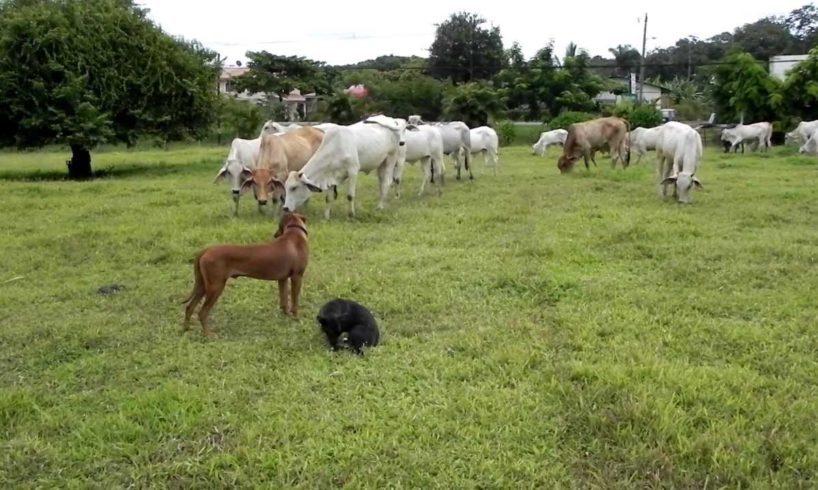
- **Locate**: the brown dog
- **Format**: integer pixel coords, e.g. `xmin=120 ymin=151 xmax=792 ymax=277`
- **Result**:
xmin=181 ymin=212 xmax=309 ymax=336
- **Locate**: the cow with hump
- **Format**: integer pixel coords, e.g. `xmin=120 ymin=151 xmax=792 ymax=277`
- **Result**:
xmin=283 ymin=114 xmax=407 ymax=220
xmin=556 ymin=117 xmax=630 ymax=173
xmin=655 ymin=121 xmax=704 ymax=204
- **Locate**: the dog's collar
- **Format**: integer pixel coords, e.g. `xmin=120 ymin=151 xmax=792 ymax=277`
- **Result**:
xmin=285 ymin=223 xmax=308 ymax=236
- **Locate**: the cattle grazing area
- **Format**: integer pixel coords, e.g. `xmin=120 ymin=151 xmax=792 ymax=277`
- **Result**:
xmin=3 ymin=144 xmax=818 ymax=487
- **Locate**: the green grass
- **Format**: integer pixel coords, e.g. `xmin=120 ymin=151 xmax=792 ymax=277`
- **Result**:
xmin=2 ymin=144 xmax=818 ymax=488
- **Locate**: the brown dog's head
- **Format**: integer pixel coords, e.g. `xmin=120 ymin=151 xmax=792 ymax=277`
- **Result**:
xmin=274 ymin=212 xmax=308 ymax=238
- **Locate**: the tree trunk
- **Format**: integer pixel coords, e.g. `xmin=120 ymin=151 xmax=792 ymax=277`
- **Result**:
xmin=67 ymin=144 xmax=93 ymax=180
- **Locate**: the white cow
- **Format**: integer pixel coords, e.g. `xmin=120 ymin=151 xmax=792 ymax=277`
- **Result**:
xmin=393 ymin=123 xmax=445 ymax=198
xmin=467 ymin=126 xmax=500 ymax=175
xmin=282 ymin=115 xmax=407 ymax=219
xmin=786 ymin=120 xmax=818 ymax=145
xmin=720 ymin=122 xmax=772 ymax=153
xmin=629 ymin=126 xmax=663 ymax=164
xmin=531 ymin=129 xmax=568 ymax=156
xmin=260 ymin=121 xmax=303 ymax=136
xmin=408 ymin=115 xmax=473 ymax=180
xmin=656 ymin=121 xmax=703 ymax=204
xmin=798 ymin=128 xmax=818 ymax=155
xmin=213 ymin=137 xmax=261 ymax=216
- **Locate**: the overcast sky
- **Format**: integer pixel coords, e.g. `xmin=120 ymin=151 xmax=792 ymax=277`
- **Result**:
xmin=137 ymin=0 xmax=808 ymax=66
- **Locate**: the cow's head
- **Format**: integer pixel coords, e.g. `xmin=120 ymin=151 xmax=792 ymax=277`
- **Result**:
xmin=661 ymin=172 xmax=702 ymax=204
xmin=282 ymin=170 xmax=322 ymax=212
xmin=557 ymin=154 xmax=579 ymax=174
xmin=214 ymin=160 xmax=253 ymax=202
xmin=240 ymin=167 xmax=285 ymax=206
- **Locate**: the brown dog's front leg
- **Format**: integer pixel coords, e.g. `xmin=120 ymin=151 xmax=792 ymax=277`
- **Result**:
xmin=289 ymin=274 xmax=303 ymax=317
xmin=277 ymin=279 xmax=289 ymax=315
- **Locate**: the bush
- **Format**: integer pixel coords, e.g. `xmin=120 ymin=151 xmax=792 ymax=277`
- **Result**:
xmin=211 ymin=97 xmax=265 ymax=142
xmin=547 ymin=111 xmax=595 ymax=130
xmin=611 ymin=102 xmax=663 ymax=129
xmin=497 ymin=121 xmax=516 ymax=147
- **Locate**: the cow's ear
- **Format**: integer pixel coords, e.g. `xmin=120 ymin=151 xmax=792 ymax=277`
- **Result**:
xmin=213 ymin=167 xmax=228 ymax=183
xmin=271 ymin=177 xmax=285 ymax=190
xmin=661 ymin=176 xmax=677 ymax=185
xmin=305 ymin=182 xmax=323 ymax=193
xmin=240 ymin=177 xmax=254 ymax=191
xmin=692 ymin=176 xmax=703 ymax=189
xmin=241 ymin=165 xmax=253 ymax=178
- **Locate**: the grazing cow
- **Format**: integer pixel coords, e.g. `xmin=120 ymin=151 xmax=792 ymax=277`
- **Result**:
xmin=467 ymin=126 xmax=500 ymax=175
xmin=531 ymin=129 xmax=568 ymax=156
xmin=557 ymin=117 xmax=630 ymax=173
xmin=393 ymin=122 xmax=445 ymax=198
xmin=656 ymin=121 xmax=703 ymax=204
xmin=259 ymin=121 xmax=303 ymax=137
xmin=214 ymin=137 xmax=261 ymax=216
xmin=720 ymin=122 xmax=772 ymax=153
xmin=629 ymin=126 xmax=663 ymax=164
xmin=786 ymin=120 xmax=818 ymax=145
xmin=246 ymin=127 xmax=325 ymax=211
xmin=798 ymin=128 xmax=818 ymax=155
xmin=282 ymin=115 xmax=407 ymax=219
xmin=408 ymin=115 xmax=473 ymax=180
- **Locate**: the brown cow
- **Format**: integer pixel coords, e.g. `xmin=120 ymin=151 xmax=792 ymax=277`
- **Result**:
xmin=244 ymin=126 xmax=325 ymax=210
xmin=557 ymin=117 xmax=631 ymax=174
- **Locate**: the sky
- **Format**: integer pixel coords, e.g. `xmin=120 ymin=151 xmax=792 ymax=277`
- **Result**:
xmin=137 ymin=0 xmax=809 ymax=66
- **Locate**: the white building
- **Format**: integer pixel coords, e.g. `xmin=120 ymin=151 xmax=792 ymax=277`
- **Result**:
xmin=595 ymin=77 xmax=669 ymax=107
xmin=218 ymin=67 xmax=319 ymax=120
xmin=769 ymin=55 xmax=808 ymax=81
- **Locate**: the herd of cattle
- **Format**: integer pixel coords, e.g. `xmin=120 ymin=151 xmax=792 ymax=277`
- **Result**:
xmin=214 ymin=115 xmax=498 ymax=219
xmin=215 ymin=115 xmax=818 ymax=214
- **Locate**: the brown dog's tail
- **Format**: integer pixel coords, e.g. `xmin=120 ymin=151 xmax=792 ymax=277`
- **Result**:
xmin=180 ymin=252 xmax=205 ymax=305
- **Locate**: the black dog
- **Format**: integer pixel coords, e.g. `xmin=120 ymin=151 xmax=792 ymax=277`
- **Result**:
xmin=316 ymin=298 xmax=380 ymax=355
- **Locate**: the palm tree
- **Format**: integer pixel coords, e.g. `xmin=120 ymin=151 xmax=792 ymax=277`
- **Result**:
xmin=608 ymin=44 xmax=641 ymax=77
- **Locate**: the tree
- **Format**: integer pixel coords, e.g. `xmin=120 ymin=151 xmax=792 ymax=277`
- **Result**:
xmin=0 ymin=0 xmax=218 ymax=179
xmin=733 ymin=17 xmax=799 ymax=61
xmin=234 ymin=52 xmax=333 ymax=102
xmin=444 ymin=83 xmax=506 ymax=128
xmin=785 ymin=4 xmax=818 ymax=50
xmin=774 ymin=47 xmax=818 ymax=121
xmin=710 ymin=51 xmax=780 ymax=124
xmin=427 ymin=11 xmax=505 ymax=84
xmin=608 ymin=44 xmax=641 ymax=77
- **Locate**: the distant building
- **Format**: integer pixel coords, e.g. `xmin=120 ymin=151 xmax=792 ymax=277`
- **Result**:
xmin=769 ymin=55 xmax=808 ymax=81
xmin=218 ymin=67 xmax=319 ymax=121
xmin=595 ymin=77 xmax=671 ymax=107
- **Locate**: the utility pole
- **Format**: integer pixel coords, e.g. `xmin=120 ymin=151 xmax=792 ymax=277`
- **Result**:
xmin=639 ymin=12 xmax=648 ymax=103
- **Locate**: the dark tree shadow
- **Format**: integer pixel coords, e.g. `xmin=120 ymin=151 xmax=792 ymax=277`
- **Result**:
xmin=0 ymin=160 xmax=212 ymax=182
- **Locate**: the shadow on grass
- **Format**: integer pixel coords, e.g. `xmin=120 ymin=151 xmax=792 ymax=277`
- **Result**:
xmin=0 ymin=159 xmax=214 ymax=182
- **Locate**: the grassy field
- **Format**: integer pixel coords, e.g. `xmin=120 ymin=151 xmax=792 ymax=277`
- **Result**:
xmin=2 ymin=143 xmax=818 ymax=488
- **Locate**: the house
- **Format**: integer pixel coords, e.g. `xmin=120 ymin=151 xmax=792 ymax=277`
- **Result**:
xmin=769 ymin=54 xmax=808 ymax=81
xmin=595 ymin=76 xmax=671 ymax=107
xmin=218 ymin=67 xmax=319 ymax=120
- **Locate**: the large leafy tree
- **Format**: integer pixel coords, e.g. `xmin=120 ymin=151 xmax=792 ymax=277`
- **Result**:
xmin=774 ymin=47 xmax=818 ymax=121
xmin=732 ymin=17 xmax=799 ymax=61
xmin=608 ymin=44 xmax=641 ymax=77
xmin=233 ymin=52 xmax=336 ymax=102
xmin=785 ymin=4 xmax=818 ymax=51
xmin=0 ymin=0 xmax=219 ymax=179
xmin=427 ymin=11 xmax=505 ymax=84
xmin=710 ymin=51 xmax=780 ymax=124
xmin=444 ymin=83 xmax=506 ymax=128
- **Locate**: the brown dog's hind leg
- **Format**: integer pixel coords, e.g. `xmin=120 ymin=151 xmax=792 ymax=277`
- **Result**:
xmin=289 ymin=274 xmax=303 ymax=318
xmin=198 ymin=279 xmax=226 ymax=337
xmin=277 ymin=279 xmax=290 ymax=315
xmin=182 ymin=256 xmax=206 ymax=332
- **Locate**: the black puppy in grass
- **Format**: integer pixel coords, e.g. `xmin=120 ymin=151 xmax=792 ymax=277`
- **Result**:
xmin=317 ymin=298 xmax=380 ymax=355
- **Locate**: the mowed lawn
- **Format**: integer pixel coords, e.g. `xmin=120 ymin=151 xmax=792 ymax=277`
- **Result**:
xmin=2 ymin=142 xmax=818 ymax=488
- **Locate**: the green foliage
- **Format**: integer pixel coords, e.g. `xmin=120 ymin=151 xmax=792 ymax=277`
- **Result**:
xmin=337 ymin=55 xmax=427 ymax=71
xmin=608 ymin=44 xmax=642 ymax=77
xmin=496 ymin=120 xmax=516 ymax=146
xmin=324 ymin=92 xmax=363 ymax=125
xmin=732 ymin=17 xmax=800 ymax=62
xmin=427 ymin=11 xmax=506 ymax=84
xmin=212 ymin=98 xmax=264 ymax=141
xmin=444 ymin=83 xmax=506 ymax=128
xmin=233 ymin=51 xmax=335 ymax=101
xmin=775 ymin=47 xmax=818 ymax=121
xmin=785 ymin=4 xmax=818 ymax=50
xmin=0 ymin=0 xmax=218 ymax=151
xmin=711 ymin=51 xmax=780 ymax=124
xmin=3 ymin=146 xmax=818 ymax=487
xmin=611 ymin=102 xmax=663 ymax=129
xmin=547 ymin=111 xmax=595 ymax=130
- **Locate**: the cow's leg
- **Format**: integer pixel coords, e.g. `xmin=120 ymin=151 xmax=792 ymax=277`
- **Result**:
xmin=347 ymin=173 xmax=358 ymax=218
xmin=377 ymin=162 xmax=393 ymax=211
xmin=433 ymin=156 xmax=444 ymax=195
xmin=465 ymin=148 xmax=474 ymax=180
xmin=452 ymin=152 xmax=462 ymax=180
xmin=233 ymin=195 xmax=240 ymax=217
xmin=418 ymin=156 xmax=431 ymax=196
